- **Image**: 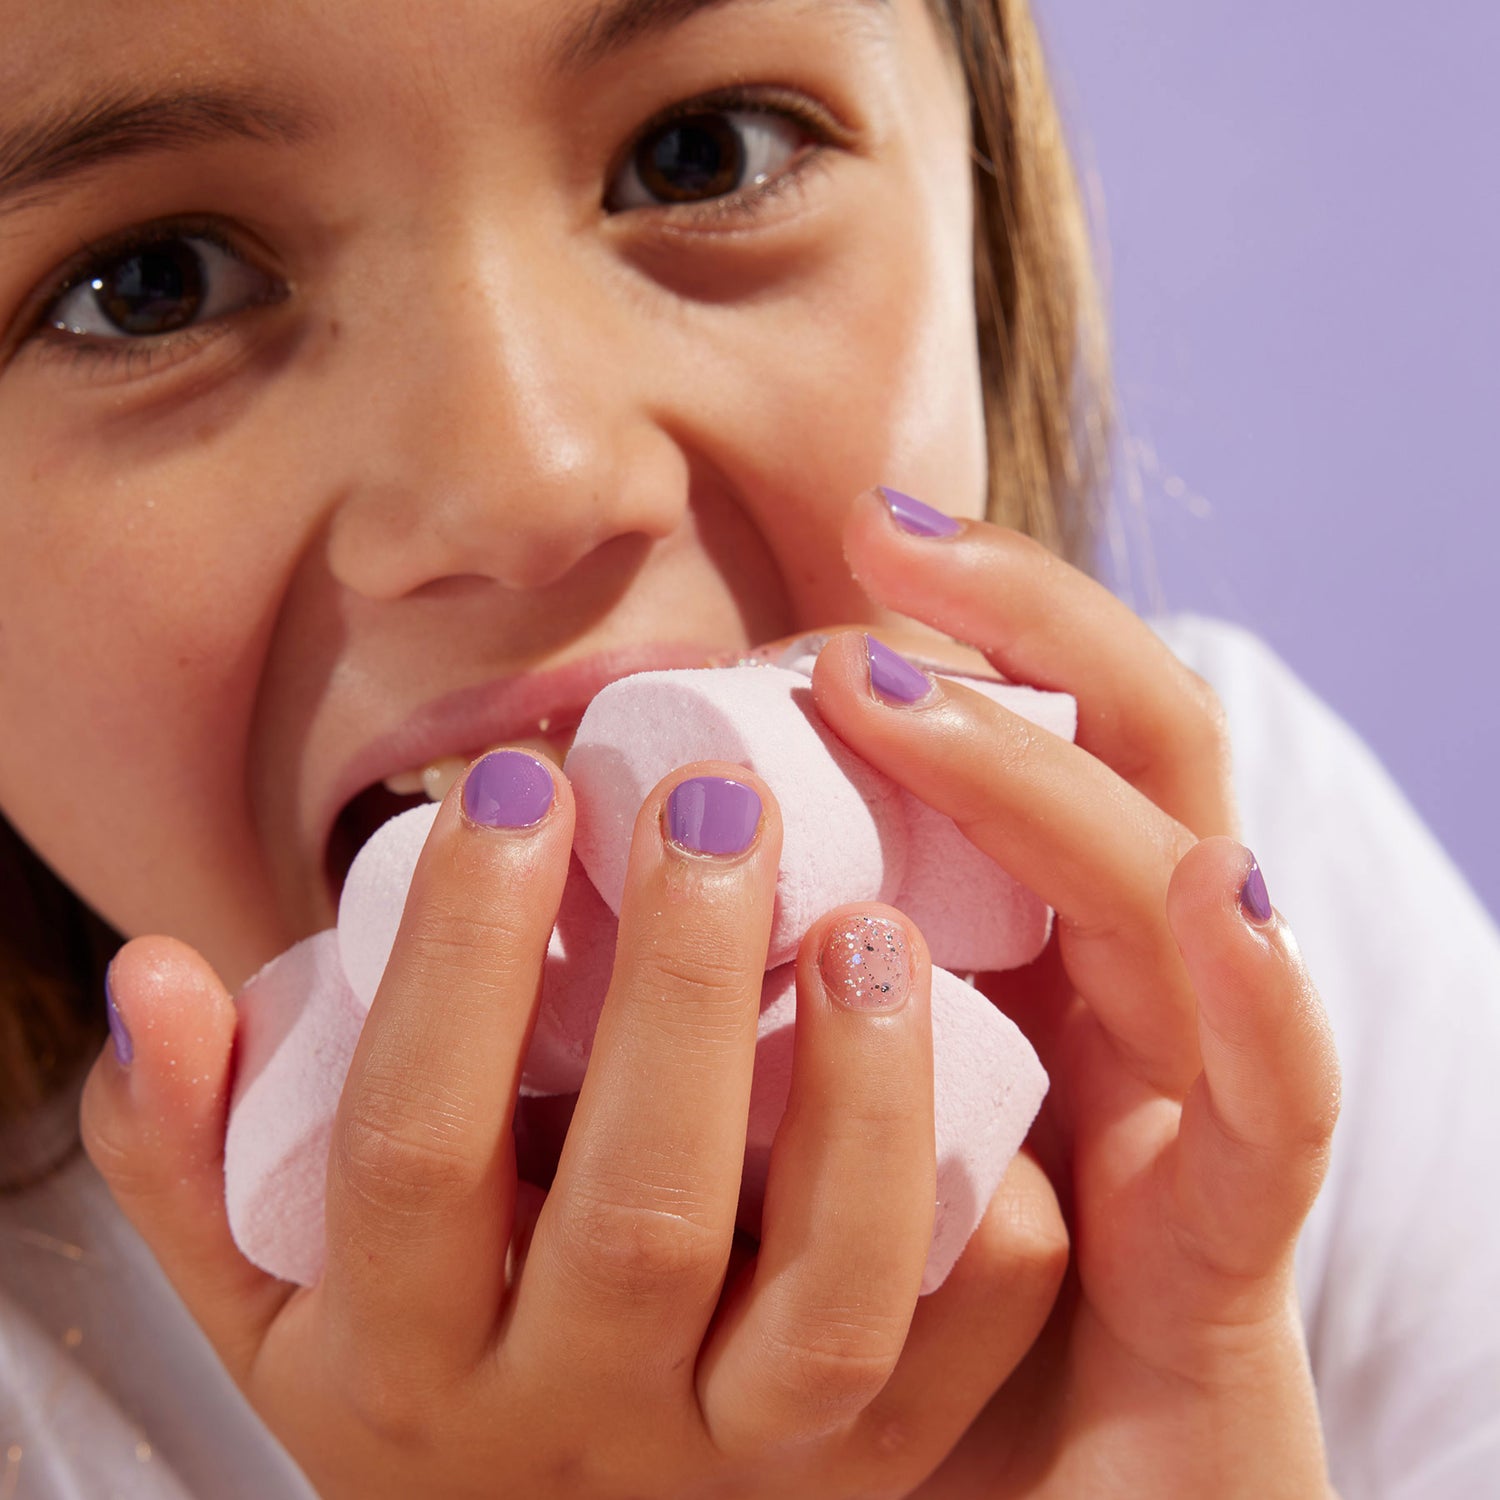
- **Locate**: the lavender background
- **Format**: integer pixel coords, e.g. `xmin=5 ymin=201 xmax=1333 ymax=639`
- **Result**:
xmin=1035 ymin=1 xmax=1499 ymax=920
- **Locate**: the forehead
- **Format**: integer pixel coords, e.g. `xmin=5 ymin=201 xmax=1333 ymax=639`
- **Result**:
xmin=0 ymin=0 xmax=906 ymax=220
xmin=0 ymin=0 xmax=895 ymax=94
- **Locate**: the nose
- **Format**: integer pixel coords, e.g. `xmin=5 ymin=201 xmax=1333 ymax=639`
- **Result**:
xmin=322 ymin=234 xmax=685 ymax=601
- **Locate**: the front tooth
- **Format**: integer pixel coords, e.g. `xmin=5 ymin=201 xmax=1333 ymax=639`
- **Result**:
xmin=421 ymin=755 xmax=470 ymax=803
xmin=382 ymin=767 xmax=428 ymax=795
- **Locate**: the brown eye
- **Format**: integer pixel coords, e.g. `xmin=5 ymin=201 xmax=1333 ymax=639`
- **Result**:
xmin=88 ymin=239 xmax=204 ymax=335
xmin=636 ymin=113 xmax=746 ymax=202
xmin=609 ymin=108 xmax=806 ymax=211
xmin=46 ymin=234 xmax=277 ymax=340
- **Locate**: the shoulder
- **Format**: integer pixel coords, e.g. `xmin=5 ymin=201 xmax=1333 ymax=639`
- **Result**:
xmin=1147 ymin=613 xmax=1500 ymax=1497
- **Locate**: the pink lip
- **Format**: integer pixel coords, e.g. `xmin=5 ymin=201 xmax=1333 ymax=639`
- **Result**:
xmin=317 ymin=641 xmax=728 ymax=873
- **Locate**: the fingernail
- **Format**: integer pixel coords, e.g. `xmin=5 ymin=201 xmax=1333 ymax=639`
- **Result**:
xmin=666 ymin=776 xmax=762 ymax=856
xmin=876 ymin=486 xmax=962 ymax=539
xmin=866 ymin=635 xmax=936 ymax=706
xmin=104 ymin=966 xmax=132 ymax=1067
xmin=819 ymin=915 xmax=912 ymax=1011
xmin=461 ymin=749 xmax=555 ymax=829
xmin=1239 ymin=853 xmax=1273 ymax=925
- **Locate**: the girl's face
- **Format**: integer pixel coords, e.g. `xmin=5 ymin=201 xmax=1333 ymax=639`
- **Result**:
xmin=0 ymin=0 xmax=985 ymax=989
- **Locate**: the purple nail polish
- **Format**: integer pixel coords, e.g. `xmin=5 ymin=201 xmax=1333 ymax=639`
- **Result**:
xmin=866 ymin=635 xmax=935 ymax=706
xmin=462 ymin=749 xmax=554 ymax=829
xmin=666 ymin=777 xmax=762 ymax=856
xmin=1239 ymin=856 xmax=1273 ymax=924
xmin=877 ymin=486 xmax=962 ymax=539
xmin=104 ymin=967 xmax=132 ymax=1067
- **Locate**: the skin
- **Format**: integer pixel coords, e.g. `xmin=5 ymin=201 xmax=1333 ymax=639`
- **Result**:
xmin=0 ymin=0 xmax=1341 ymax=1494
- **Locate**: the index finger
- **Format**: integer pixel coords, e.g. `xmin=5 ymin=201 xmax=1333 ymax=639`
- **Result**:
xmin=845 ymin=487 xmax=1239 ymax=840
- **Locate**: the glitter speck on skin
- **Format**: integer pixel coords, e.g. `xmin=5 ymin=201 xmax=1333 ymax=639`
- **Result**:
xmin=819 ymin=916 xmax=911 ymax=1011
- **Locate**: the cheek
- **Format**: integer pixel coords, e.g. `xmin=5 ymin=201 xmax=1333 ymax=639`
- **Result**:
xmin=658 ymin=152 xmax=984 ymax=617
xmin=0 ymin=426 xmax=297 ymax=980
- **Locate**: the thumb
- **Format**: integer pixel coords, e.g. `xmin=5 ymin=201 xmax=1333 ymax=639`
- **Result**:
xmin=79 ymin=935 xmax=293 ymax=1383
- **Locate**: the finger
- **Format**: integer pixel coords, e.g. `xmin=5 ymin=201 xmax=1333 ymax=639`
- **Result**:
xmin=1168 ymin=837 xmax=1341 ymax=1290
xmin=512 ymin=764 xmax=780 ymax=1391
xmin=846 ymin=1150 xmax=1068 ymax=1491
xmin=323 ymin=750 xmax=573 ymax=1389
xmin=812 ymin=630 xmax=1202 ymax=1094
xmin=79 ymin=936 xmax=293 ymax=1385
xmin=845 ymin=486 xmax=1239 ymax=839
xmin=698 ymin=906 xmax=936 ymax=1454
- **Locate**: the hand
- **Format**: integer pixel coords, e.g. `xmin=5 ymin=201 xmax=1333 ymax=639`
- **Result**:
xmin=807 ymin=491 xmax=1342 ymax=1498
xmin=81 ymin=751 xmax=1066 ymax=1499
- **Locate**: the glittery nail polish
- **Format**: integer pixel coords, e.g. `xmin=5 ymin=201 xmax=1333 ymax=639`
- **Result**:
xmin=819 ymin=915 xmax=912 ymax=1011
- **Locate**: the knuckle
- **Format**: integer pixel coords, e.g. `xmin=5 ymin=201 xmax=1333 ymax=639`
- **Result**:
xmin=758 ymin=1304 xmax=905 ymax=1418
xmin=553 ymin=1183 xmax=726 ymax=1300
xmin=334 ymin=1074 xmax=483 ymax=1214
xmin=397 ymin=903 xmax=532 ymax=996
xmin=1177 ymin=666 xmax=1232 ymax=756
xmin=633 ymin=941 xmax=752 ymax=1008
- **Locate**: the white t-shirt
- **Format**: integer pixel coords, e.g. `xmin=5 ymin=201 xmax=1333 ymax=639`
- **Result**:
xmin=2 ymin=614 xmax=1497 ymax=1499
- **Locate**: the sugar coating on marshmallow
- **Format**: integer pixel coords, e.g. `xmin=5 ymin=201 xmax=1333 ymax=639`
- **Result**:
xmin=226 ymin=930 xmax=365 ymax=1285
xmin=566 ymin=666 xmax=909 ymax=968
xmin=739 ymin=962 xmax=1047 ymax=1295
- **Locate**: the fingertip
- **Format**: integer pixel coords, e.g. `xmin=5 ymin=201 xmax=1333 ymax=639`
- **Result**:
xmin=87 ymin=935 xmax=238 ymax=1144
xmin=645 ymin=759 xmax=785 ymax=866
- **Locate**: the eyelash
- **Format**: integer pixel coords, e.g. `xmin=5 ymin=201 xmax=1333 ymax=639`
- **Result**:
xmin=614 ymin=84 xmax=840 ymax=230
xmin=29 ymin=219 xmax=266 ymax=367
xmin=23 ymin=86 xmax=842 ymax=372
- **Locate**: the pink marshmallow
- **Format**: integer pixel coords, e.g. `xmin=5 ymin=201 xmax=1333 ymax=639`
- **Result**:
xmin=566 ymin=663 xmax=1077 ymax=975
xmin=225 ymin=930 xmax=365 ymax=1285
xmin=226 ymin=660 xmax=1067 ymax=1283
xmin=566 ymin=666 xmax=909 ymax=967
xmin=891 ymin=676 xmax=1079 ymax=972
xmin=740 ymin=962 xmax=1047 ymax=1294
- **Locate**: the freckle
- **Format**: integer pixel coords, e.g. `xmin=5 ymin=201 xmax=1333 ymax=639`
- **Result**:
xmin=328 ymin=318 xmax=340 ymax=340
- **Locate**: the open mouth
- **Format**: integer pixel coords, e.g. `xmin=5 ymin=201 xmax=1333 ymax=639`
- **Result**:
xmin=323 ymin=781 xmax=434 ymax=905
xmin=321 ymin=718 xmax=584 ymax=908
xmin=315 ymin=632 xmax=996 ymax=909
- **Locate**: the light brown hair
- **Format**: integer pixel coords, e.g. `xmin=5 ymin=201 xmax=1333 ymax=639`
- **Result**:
xmin=0 ymin=0 xmax=1109 ymax=1166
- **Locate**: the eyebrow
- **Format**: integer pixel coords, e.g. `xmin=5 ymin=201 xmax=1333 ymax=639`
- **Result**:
xmin=554 ymin=0 xmax=889 ymax=74
xmin=0 ymin=87 xmax=319 ymax=212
